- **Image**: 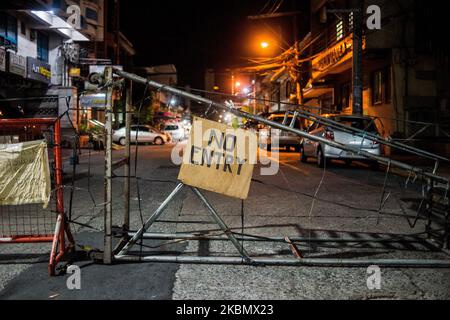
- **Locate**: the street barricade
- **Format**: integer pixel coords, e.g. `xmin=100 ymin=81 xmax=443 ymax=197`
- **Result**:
xmin=0 ymin=118 xmax=74 ymax=275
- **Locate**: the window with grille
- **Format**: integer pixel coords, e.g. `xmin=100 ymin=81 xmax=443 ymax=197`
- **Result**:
xmin=336 ymin=20 xmax=344 ymax=41
xmin=349 ymin=12 xmax=354 ymax=30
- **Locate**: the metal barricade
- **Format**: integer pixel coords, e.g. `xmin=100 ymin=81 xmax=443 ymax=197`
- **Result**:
xmin=107 ymin=68 xmax=450 ymax=268
xmin=0 ymin=118 xmax=74 ymax=275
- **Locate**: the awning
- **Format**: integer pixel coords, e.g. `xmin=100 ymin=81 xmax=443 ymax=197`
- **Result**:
xmin=26 ymin=10 xmax=89 ymax=42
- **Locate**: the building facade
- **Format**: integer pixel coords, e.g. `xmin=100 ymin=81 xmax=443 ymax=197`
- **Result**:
xmin=0 ymin=7 xmax=88 ymax=132
xmin=49 ymin=0 xmax=135 ymax=134
xmin=305 ymin=0 xmax=450 ymax=144
xmin=248 ymin=0 xmax=449 ymax=154
xmin=51 ymin=0 xmax=134 ymax=67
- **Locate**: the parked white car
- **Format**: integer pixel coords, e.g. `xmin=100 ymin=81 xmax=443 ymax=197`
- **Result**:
xmin=162 ymin=123 xmax=185 ymax=141
xmin=113 ymin=125 xmax=169 ymax=146
xmin=300 ymin=115 xmax=381 ymax=167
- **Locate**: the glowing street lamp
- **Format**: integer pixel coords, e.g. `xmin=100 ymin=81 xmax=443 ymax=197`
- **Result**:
xmin=260 ymin=41 xmax=269 ymax=49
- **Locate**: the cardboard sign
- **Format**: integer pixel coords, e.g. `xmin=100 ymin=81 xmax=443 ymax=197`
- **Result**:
xmin=0 ymin=140 xmax=51 ymax=208
xmin=178 ymin=117 xmax=257 ymax=199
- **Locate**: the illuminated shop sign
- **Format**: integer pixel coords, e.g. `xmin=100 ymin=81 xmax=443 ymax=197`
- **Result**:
xmin=80 ymin=93 xmax=107 ymax=109
xmin=26 ymin=57 xmax=51 ymax=84
xmin=311 ymin=35 xmax=365 ymax=79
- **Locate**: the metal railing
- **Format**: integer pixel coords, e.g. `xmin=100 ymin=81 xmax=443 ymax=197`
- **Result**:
xmin=311 ymin=18 xmax=353 ymax=55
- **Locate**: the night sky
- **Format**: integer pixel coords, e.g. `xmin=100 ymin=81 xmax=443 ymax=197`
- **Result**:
xmin=120 ymin=0 xmax=306 ymax=90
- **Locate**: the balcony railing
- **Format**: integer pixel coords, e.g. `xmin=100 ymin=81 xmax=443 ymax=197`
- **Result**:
xmin=311 ymin=18 xmax=354 ymax=56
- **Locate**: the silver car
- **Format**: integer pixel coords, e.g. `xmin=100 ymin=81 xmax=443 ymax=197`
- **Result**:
xmin=300 ymin=115 xmax=381 ymax=167
xmin=259 ymin=113 xmax=302 ymax=152
xmin=163 ymin=123 xmax=185 ymax=141
xmin=113 ymin=125 xmax=169 ymax=146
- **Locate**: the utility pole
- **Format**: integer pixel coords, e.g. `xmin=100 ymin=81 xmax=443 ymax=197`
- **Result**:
xmin=124 ymin=80 xmax=132 ymax=231
xmin=114 ymin=0 xmax=120 ymax=65
xmin=328 ymin=1 xmax=364 ymax=115
xmin=291 ymin=0 xmax=304 ymax=107
xmin=352 ymin=1 xmax=363 ymax=115
xmin=103 ymin=66 xmax=113 ymax=265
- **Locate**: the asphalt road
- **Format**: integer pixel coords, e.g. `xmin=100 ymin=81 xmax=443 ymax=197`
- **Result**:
xmin=1 ymin=142 xmax=449 ymax=299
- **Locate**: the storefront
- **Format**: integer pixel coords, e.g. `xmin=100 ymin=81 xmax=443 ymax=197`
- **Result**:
xmin=0 ymin=53 xmax=57 ymax=119
xmin=0 ymin=52 xmax=29 ymax=118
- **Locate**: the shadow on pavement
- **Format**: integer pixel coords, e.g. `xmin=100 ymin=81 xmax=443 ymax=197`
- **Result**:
xmin=0 ymin=231 xmax=185 ymax=300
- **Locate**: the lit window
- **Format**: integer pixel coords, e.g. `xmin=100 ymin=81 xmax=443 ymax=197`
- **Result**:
xmin=349 ymin=12 xmax=354 ymax=30
xmin=336 ymin=20 xmax=344 ymax=40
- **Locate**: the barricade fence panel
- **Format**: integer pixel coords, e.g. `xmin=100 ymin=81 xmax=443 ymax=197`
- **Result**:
xmin=0 ymin=118 xmax=74 ymax=275
xmin=0 ymin=122 xmax=56 ymax=242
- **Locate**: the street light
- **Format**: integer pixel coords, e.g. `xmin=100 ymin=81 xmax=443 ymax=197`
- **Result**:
xmin=260 ymin=41 xmax=269 ymax=49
